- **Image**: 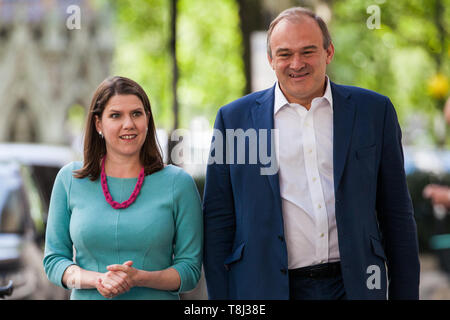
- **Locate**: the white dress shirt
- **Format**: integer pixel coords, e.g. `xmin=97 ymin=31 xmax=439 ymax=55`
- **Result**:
xmin=274 ymin=77 xmax=340 ymax=269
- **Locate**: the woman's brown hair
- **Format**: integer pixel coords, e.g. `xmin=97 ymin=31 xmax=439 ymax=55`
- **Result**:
xmin=73 ymin=76 xmax=164 ymax=180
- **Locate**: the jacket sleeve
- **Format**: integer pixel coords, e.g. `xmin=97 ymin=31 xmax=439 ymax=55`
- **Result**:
xmin=375 ymin=98 xmax=420 ymax=299
xmin=202 ymin=107 xmax=236 ymax=299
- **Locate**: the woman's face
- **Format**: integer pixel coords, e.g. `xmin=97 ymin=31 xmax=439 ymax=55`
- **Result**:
xmin=95 ymin=94 xmax=148 ymax=160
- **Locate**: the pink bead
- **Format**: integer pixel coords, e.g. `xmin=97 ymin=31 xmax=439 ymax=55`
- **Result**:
xmin=100 ymin=156 xmax=145 ymax=210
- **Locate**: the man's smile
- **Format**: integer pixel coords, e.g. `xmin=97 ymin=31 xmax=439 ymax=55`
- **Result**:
xmin=289 ymin=72 xmax=310 ymax=79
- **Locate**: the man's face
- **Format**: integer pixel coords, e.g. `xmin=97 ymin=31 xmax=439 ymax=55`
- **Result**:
xmin=268 ymin=16 xmax=334 ymax=108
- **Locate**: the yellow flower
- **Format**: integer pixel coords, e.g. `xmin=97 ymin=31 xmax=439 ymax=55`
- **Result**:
xmin=428 ymin=73 xmax=449 ymax=99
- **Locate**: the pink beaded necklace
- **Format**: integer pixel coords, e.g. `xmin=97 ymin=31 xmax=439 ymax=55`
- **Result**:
xmin=100 ymin=156 xmax=145 ymax=209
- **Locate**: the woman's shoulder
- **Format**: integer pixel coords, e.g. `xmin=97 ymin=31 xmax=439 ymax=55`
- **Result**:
xmin=160 ymin=164 xmax=193 ymax=180
xmin=152 ymin=165 xmax=196 ymax=188
xmin=56 ymin=161 xmax=83 ymax=180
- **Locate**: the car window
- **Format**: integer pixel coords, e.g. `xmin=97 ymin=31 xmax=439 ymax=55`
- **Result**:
xmin=0 ymin=188 xmax=27 ymax=234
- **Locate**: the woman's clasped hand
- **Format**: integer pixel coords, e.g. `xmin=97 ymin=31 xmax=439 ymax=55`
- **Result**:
xmin=95 ymin=261 xmax=137 ymax=299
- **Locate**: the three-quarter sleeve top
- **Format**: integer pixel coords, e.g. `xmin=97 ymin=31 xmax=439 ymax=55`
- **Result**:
xmin=43 ymin=162 xmax=203 ymax=300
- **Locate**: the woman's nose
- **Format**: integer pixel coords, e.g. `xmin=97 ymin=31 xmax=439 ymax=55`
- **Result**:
xmin=122 ymin=115 xmax=135 ymax=129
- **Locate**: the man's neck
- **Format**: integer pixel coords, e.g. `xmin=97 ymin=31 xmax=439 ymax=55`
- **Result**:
xmin=280 ymin=77 xmax=328 ymax=110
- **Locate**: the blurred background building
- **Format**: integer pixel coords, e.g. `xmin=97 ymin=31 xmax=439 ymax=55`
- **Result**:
xmin=0 ymin=0 xmax=113 ymax=146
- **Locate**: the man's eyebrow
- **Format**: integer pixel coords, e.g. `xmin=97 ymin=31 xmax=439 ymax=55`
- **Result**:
xmin=275 ymin=48 xmax=291 ymax=55
xmin=275 ymin=45 xmax=319 ymax=55
xmin=302 ymin=45 xmax=318 ymax=51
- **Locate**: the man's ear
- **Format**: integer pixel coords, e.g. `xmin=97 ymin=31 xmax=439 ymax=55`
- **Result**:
xmin=267 ymin=53 xmax=275 ymax=70
xmin=325 ymin=42 xmax=335 ymax=65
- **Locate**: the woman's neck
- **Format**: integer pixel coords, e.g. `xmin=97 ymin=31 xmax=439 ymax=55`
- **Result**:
xmin=103 ymin=154 xmax=142 ymax=178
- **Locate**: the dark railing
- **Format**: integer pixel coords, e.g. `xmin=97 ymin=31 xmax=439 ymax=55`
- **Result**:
xmin=0 ymin=280 xmax=13 ymax=299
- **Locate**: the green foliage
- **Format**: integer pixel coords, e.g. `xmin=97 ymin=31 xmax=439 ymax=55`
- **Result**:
xmin=111 ymin=0 xmax=245 ymax=130
xmin=112 ymin=0 xmax=172 ymax=129
xmin=177 ymin=0 xmax=245 ymax=127
xmin=330 ymin=0 xmax=450 ymax=146
xmin=67 ymin=104 xmax=86 ymax=133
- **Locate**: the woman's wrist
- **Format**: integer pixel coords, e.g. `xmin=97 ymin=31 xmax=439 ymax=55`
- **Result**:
xmin=132 ymin=269 xmax=147 ymax=287
xmin=62 ymin=265 xmax=102 ymax=289
xmin=132 ymin=268 xmax=180 ymax=291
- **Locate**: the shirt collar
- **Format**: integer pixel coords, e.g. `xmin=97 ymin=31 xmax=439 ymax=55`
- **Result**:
xmin=274 ymin=76 xmax=333 ymax=115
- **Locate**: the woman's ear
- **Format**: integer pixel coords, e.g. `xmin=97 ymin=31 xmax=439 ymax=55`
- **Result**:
xmin=95 ymin=115 xmax=102 ymax=134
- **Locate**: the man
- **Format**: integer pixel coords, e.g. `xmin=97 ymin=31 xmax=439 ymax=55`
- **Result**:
xmin=203 ymin=7 xmax=420 ymax=300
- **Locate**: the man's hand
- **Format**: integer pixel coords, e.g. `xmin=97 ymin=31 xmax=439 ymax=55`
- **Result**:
xmin=423 ymin=184 xmax=450 ymax=208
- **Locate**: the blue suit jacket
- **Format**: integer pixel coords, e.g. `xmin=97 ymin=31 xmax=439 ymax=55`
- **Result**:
xmin=202 ymin=82 xmax=420 ymax=300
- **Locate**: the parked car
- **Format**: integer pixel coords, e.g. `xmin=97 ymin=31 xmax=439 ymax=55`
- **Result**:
xmin=0 ymin=143 xmax=79 ymax=244
xmin=0 ymin=143 xmax=78 ymax=299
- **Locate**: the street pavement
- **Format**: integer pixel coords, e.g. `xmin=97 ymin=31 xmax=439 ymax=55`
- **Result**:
xmin=419 ymin=253 xmax=450 ymax=300
xmin=7 ymin=248 xmax=450 ymax=300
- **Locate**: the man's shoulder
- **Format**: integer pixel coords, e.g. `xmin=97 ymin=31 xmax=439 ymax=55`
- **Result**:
xmin=219 ymin=86 xmax=274 ymax=115
xmin=332 ymin=82 xmax=389 ymax=104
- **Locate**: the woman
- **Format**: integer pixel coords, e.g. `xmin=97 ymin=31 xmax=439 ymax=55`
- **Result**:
xmin=43 ymin=76 xmax=203 ymax=300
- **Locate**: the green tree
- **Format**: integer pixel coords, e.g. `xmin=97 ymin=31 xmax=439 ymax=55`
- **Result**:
xmin=329 ymin=0 xmax=450 ymax=146
xmin=111 ymin=0 xmax=245 ymax=130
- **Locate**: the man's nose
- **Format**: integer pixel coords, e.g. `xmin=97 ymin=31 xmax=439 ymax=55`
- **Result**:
xmin=290 ymin=54 xmax=305 ymax=71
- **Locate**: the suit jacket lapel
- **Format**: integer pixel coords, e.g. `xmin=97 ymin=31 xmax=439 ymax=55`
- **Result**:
xmin=251 ymin=84 xmax=281 ymax=199
xmin=331 ymin=82 xmax=356 ymax=193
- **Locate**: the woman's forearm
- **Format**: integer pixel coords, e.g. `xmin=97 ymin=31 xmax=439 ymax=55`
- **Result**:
xmin=134 ymin=267 xmax=181 ymax=291
xmin=62 ymin=265 xmax=101 ymax=289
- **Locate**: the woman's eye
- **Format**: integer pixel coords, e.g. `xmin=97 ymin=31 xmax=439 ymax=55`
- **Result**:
xmin=132 ymin=111 xmax=143 ymax=117
xmin=111 ymin=113 xmax=120 ymax=119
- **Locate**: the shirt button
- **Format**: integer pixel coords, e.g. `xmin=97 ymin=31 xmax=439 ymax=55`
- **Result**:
xmin=318 ymin=204 xmax=322 ymax=209
xmin=320 ymin=233 xmax=325 ymax=238
xmin=308 ymin=149 xmax=313 ymax=154
xmin=312 ymin=177 xmax=317 ymax=182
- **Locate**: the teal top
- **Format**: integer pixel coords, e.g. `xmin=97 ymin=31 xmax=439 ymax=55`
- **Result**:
xmin=43 ymin=162 xmax=203 ymax=300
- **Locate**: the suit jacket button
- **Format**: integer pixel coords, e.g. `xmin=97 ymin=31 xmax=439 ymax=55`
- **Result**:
xmin=280 ymin=268 xmax=287 ymax=275
xmin=278 ymin=235 xmax=284 ymax=242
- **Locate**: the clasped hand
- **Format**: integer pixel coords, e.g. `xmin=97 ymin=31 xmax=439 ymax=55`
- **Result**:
xmin=95 ymin=260 xmax=138 ymax=299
